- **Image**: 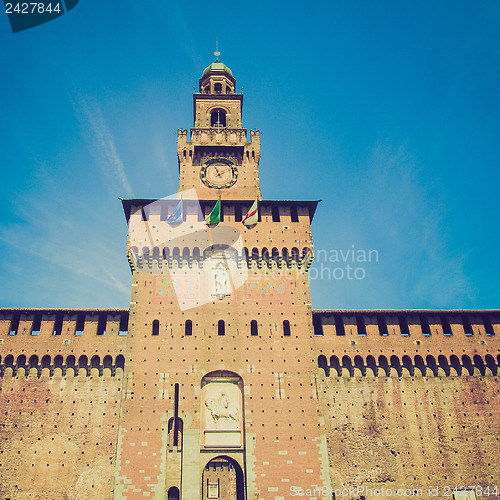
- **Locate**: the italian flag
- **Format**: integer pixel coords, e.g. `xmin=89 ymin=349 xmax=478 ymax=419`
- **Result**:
xmin=205 ymin=198 xmax=221 ymax=225
xmin=242 ymin=199 xmax=258 ymax=227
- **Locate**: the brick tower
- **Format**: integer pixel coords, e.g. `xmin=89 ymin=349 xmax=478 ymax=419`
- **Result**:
xmin=118 ymin=56 xmax=325 ymax=498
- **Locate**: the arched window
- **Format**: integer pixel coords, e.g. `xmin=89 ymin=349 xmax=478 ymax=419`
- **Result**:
xmin=29 ymin=355 xmax=39 ymax=376
xmin=251 ymin=247 xmax=259 ymax=263
xmin=261 ymin=247 xmax=270 ymax=265
xmin=402 ymin=355 xmax=413 ymax=376
xmin=103 ymin=355 xmax=113 ymax=371
xmin=185 ymin=320 xmax=192 ymax=336
xmin=366 ymin=355 xmax=377 ymax=376
xmin=342 ymin=355 xmax=353 ymax=377
xmin=41 ymin=355 xmax=51 ymax=371
xmin=415 ymin=355 xmax=426 ymax=376
xmin=438 ymin=355 xmax=450 ymax=376
xmin=450 ymin=354 xmax=462 ymax=376
xmin=115 ymin=354 xmax=125 ymax=371
xmin=172 ymin=247 xmax=180 ymax=261
xmin=426 ymin=355 xmax=438 ymax=376
xmin=281 ymin=248 xmax=289 ymax=264
xmin=330 ymin=355 xmax=341 ymax=377
xmin=272 ymin=247 xmax=280 ymax=265
xmin=218 ymin=320 xmax=225 ymax=336
xmin=485 ymin=354 xmax=497 ymax=376
xmin=152 ymin=319 xmax=159 ymax=336
xmin=318 ymin=355 xmax=329 ymax=376
xmin=390 ymin=355 xmax=402 ymax=377
xmin=79 ymin=355 xmax=89 ymax=376
xmin=211 ymin=108 xmax=226 ymax=127
xmin=283 ymin=320 xmax=291 ymax=336
xmin=65 ymin=355 xmax=75 ymax=375
xmin=250 ymin=320 xmax=258 ymax=336
xmin=473 ymin=355 xmax=486 ymax=376
xmin=461 ymin=355 xmax=473 ymax=375
xmin=91 ymin=355 xmax=100 ymax=370
xmin=214 ymin=82 xmax=223 ymax=94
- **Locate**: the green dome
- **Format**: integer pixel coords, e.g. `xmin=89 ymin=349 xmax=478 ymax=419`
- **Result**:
xmin=202 ymin=61 xmax=233 ymax=77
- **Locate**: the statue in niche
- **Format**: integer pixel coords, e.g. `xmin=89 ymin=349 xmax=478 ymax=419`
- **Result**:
xmin=205 ymin=390 xmax=239 ymax=429
xmin=213 ymin=261 xmax=230 ymax=299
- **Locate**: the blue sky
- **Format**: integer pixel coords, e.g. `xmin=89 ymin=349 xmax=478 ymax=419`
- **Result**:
xmin=0 ymin=0 xmax=499 ymax=310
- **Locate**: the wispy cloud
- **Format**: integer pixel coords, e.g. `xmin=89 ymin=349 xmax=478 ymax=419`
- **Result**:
xmin=360 ymin=140 xmax=473 ymax=306
xmin=311 ymin=139 xmax=474 ymax=309
xmin=0 ymin=199 xmax=128 ymax=295
xmin=0 ymin=162 xmax=130 ymax=307
xmin=72 ymin=93 xmax=134 ymax=198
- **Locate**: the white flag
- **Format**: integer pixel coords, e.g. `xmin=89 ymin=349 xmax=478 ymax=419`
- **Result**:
xmin=242 ymin=199 xmax=258 ymax=227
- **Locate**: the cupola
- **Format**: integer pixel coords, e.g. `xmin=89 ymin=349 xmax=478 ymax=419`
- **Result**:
xmin=199 ymin=51 xmax=236 ymax=95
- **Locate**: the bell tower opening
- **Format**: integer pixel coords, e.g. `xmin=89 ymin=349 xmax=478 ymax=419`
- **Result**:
xmin=210 ymin=108 xmax=227 ymax=128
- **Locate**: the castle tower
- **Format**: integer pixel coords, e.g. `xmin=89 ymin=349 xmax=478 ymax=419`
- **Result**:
xmin=118 ymin=57 xmax=324 ymax=498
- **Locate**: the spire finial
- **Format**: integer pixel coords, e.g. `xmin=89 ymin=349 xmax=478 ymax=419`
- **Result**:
xmin=214 ymin=38 xmax=220 ymax=62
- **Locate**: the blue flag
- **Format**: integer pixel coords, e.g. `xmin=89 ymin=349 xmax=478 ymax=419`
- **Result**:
xmin=166 ymin=201 xmax=183 ymax=224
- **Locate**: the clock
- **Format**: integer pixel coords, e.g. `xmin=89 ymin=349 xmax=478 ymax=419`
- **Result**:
xmin=200 ymin=158 xmax=238 ymax=189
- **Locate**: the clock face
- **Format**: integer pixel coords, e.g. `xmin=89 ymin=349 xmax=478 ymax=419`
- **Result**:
xmin=200 ymin=159 xmax=238 ymax=189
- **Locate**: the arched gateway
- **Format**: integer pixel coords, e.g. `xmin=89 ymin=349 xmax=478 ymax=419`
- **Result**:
xmin=202 ymin=456 xmax=244 ymax=500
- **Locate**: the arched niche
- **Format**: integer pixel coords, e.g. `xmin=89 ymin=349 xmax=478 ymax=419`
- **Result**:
xmin=201 ymin=371 xmax=244 ymax=449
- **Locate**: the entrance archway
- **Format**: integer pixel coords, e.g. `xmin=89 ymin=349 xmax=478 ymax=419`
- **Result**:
xmin=202 ymin=456 xmax=244 ymax=500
